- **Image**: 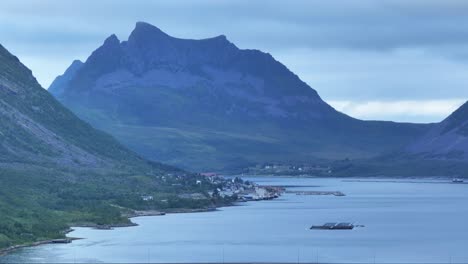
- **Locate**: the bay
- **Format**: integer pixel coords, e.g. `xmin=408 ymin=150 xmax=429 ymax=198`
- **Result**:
xmin=2 ymin=177 xmax=468 ymax=263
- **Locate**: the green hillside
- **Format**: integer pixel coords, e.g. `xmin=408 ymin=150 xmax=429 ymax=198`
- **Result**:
xmin=0 ymin=44 xmax=230 ymax=250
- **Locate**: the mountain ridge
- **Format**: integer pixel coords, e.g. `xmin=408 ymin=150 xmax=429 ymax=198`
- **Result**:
xmin=49 ymin=22 xmax=430 ymax=171
xmin=329 ymin=101 xmax=468 ymax=177
xmin=405 ymin=100 xmax=468 ymax=161
xmin=48 ymin=60 xmax=84 ymax=96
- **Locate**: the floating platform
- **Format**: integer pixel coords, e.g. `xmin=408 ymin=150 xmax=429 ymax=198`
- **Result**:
xmin=310 ymin=222 xmax=354 ymax=230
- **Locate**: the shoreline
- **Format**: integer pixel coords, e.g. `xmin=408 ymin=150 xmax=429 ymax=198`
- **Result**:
xmin=1 ymin=177 xmax=390 ymax=258
xmin=0 ymin=228 xmax=80 ymax=257
xmin=74 ymin=207 xmax=220 ymax=230
xmin=233 ymin=174 xmax=466 ymax=180
xmin=0 ymin=182 xmax=282 ymax=257
xmin=0 ymin=206 xmax=230 ymax=257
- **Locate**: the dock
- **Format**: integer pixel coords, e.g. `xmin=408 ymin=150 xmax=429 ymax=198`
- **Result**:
xmin=286 ymin=190 xmax=345 ymax=196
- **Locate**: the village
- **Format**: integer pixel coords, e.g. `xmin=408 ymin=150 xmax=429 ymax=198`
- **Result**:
xmin=139 ymin=173 xmax=284 ymax=205
xmin=203 ymin=173 xmax=284 ymax=201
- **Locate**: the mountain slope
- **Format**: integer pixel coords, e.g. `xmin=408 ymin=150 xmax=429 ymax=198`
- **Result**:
xmin=406 ymin=101 xmax=468 ymax=160
xmin=48 ymin=60 xmax=83 ymax=97
xmin=0 ymin=43 xmax=154 ymax=170
xmin=0 ymin=43 xmax=227 ymax=250
xmin=330 ymin=102 xmax=468 ymax=177
xmin=49 ymin=22 xmax=430 ymax=171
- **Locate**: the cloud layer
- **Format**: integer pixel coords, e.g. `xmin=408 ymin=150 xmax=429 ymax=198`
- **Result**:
xmin=1 ymin=0 xmax=467 ymax=122
xmin=329 ymin=99 xmax=466 ymax=123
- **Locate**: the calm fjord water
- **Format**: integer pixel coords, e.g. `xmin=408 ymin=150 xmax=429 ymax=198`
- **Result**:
xmin=2 ymin=177 xmax=468 ymax=263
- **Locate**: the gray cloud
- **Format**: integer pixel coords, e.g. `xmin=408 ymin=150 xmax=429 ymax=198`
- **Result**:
xmin=1 ymin=0 xmax=467 ymax=122
xmin=4 ymin=0 xmax=468 ymax=50
xmin=329 ymin=99 xmax=465 ymax=123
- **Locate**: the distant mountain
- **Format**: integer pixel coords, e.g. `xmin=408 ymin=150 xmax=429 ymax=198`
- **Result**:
xmin=48 ymin=60 xmax=83 ymax=96
xmin=49 ymin=22 xmax=430 ymax=171
xmin=330 ymin=102 xmax=468 ymax=177
xmin=406 ymin=101 xmax=468 ymax=160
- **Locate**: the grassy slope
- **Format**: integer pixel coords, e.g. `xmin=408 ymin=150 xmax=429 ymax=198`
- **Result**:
xmin=64 ymin=86 xmax=428 ymax=172
xmin=0 ymin=44 xmax=230 ymax=250
xmin=0 ymin=166 xmax=230 ymax=249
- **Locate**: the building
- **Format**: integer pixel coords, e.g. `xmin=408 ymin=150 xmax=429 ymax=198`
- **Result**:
xmin=141 ymin=195 xmax=154 ymax=201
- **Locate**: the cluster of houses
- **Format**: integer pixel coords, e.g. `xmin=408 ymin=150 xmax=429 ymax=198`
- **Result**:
xmin=141 ymin=195 xmax=154 ymax=201
xmin=202 ymin=174 xmax=283 ymax=201
xmin=140 ymin=173 xmax=283 ymax=203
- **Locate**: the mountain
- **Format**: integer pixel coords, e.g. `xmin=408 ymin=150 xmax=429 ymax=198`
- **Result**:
xmin=329 ymin=102 xmax=468 ymax=177
xmin=0 ymin=44 xmax=152 ymax=171
xmin=49 ymin=22 xmax=430 ymax=171
xmin=48 ymin=60 xmax=83 ymax=96
xmin=0 ymin=43 xmax=228 ymax=249
xmin=406 ymin=101 xmax=468 ymax=160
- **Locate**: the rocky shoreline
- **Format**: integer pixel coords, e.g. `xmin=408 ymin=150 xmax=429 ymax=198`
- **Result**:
xmin=0 ymin=229 xmax=80 ymax=257
xmin=69 ymin=207 xmax=219 ymax=231
xmin=0 ymin=208 xmax=216 ymax=256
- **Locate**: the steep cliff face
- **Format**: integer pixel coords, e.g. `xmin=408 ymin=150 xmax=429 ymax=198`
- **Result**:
xmin=50 ymin=22 xmax=429 ymax=171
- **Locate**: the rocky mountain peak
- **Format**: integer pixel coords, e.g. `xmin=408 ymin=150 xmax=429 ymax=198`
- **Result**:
xmin=103 ymin=34 xmax=120 ymax=46
xmin=130 ymin=21 xmax=170 ymax=41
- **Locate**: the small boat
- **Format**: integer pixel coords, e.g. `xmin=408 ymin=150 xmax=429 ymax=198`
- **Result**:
xmin=452 ymin=178 xmax=464 ymax=183
xmin=310 ymin=222 xmax=354 ymax=230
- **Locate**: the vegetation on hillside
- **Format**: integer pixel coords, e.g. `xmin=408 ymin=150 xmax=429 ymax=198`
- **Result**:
xmin=0 ymin=166 xmax=231 ymax=250
xmin=0 ymin=44 xmax=235 ymax=251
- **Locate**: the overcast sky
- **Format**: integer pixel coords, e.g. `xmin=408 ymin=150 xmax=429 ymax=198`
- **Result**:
xmin=1 ymin=0 xmax=467 ymax=123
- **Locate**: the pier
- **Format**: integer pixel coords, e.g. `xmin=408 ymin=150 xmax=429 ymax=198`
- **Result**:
xmin=285 ymin=190 xmax=345 ymax=196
